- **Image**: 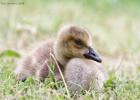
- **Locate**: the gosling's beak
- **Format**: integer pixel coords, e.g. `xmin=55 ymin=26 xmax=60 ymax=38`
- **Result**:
xmin=84 ymin=47 xmax=102 ymax=63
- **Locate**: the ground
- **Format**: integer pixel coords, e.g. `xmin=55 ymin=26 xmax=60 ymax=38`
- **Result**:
xmin=0 ymin=0 xmax=140 ymax=99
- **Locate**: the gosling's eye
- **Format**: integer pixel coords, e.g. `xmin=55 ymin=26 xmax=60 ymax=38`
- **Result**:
xmin=74 ymin=39 xmax=82 ymax=46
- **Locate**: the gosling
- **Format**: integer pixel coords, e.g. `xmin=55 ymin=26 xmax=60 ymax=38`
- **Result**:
xmin=15 ymin=25 xmax=102 ymax=82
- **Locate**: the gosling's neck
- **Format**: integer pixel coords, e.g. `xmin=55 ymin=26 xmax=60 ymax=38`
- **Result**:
xmin=55 ymin=53 xmax=69 ymax=66
xmin=54 ymin=42 xmax=70 ymax=66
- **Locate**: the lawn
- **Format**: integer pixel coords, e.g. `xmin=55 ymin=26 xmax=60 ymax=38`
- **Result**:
xmin=0 ymin=0 xmax=140 ymax=99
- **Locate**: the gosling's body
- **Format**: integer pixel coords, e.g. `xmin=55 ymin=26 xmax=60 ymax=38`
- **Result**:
xmin=15 ymin=40 xmax=63 ymax=81
xmin=65 ymin=58 xmax=108 ymax=94
xmin=15 ymin=24 xmax=107 ymax=95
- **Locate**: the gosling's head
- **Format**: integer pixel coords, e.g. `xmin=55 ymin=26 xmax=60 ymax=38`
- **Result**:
xmin=54 ymin=25 xmax=102 ymax=65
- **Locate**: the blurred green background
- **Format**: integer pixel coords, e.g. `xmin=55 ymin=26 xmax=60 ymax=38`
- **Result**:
xmin=0 ymin=0 xmax=140 ymax=56
xmin=0 ymin=0 xmax=140 ymax=99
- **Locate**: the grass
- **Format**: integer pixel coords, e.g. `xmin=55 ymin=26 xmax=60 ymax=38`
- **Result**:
xmin=0 ymin=0 xmax=140 ymax=99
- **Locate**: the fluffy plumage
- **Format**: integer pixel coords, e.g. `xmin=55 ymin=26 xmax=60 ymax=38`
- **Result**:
xmin=15 ymin=24 xmax=106 ymax=86
xmin=65 ymin=58 xmax=108 ymax=94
